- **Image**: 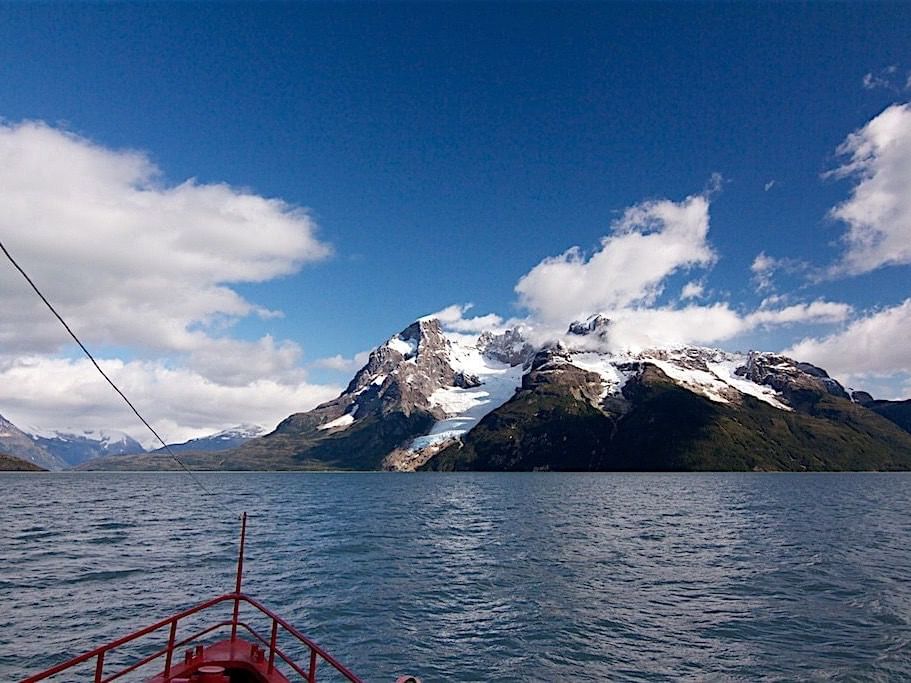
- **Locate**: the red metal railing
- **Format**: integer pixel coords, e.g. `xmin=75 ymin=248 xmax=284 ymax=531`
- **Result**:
xmin=19 ymin=591 xmax=364 ymax=683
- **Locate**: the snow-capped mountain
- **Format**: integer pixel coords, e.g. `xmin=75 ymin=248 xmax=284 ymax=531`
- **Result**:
xmin=29 ymin=428 xmax=144 ymax=467
xmin=0 ymin=413 xmax=67 ymax=470
xmin=227 ymin=314 xmax=911 ymax=472
xmin=153 ymin=424 xmax=266 ymax=453
xmin=234 ymin=318 xmax=530 ymax=469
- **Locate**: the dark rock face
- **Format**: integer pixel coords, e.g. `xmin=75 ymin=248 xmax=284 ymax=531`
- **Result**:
xmin=567 ymin=314 xmax=611 ymax=340
xmin=852 ymin=391 xmax=875 ymax=406
xmin=523 ymin=348 xmax=607 ymax=408
xmin=309 ymin=319 xmax=461 ymax=426
xmin=453 ymin=371 xmax=481 ymax=388
xmin=735 ymin=352 xmax=849 ymax=407
xmin=229 ymin=319 xmax=465 ymax=469
xmin=864 ymin=399 xmax=911 ymax=434
xmin=0 ymin=452 xmax=45 ymax=471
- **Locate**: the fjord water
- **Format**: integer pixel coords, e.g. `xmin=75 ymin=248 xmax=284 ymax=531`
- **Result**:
xmin=2 ymin=473 xmax=910 ymax=682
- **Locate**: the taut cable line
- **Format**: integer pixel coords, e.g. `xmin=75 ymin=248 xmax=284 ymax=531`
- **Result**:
xmin=1 ymin=238 xmax=237 ymax=518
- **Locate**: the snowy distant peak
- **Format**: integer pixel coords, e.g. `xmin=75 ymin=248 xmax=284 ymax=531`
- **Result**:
xmin=0 ymin=412 xmax=68 ymax=470
xmin=477 ymin=327 xmax=535 ymax=367
xmin=210 ymin=424 xmax=266 ymax=440
xmin=28 ymin=428 xmax=144 ymax=466
xmin=154 ymin=424 xmax=266 ymax=453
xmin=37 ymin=428 xmax=138 ymax=446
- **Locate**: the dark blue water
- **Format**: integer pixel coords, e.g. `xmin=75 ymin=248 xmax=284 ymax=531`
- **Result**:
xmin=2 ymin=472 xmax=911 ymax=682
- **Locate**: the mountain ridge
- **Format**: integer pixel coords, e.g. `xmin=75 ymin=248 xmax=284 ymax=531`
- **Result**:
xmin=78 ymin=314 xmax=911 ymax=472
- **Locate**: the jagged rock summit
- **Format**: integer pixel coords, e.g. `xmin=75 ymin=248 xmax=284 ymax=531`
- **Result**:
xmin=233 ymin=318 xmax=527 ymax=470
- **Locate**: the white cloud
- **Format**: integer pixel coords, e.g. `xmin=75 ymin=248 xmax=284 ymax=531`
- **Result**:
xmin=785 ymin=299 xmax=911 ymax=382
xmin=680 ymin=281 xmax=704 ymax=300
xmin=509 ymin=182 xmax=855 ymax=354
xmin=515 ymin=190 xmax=716 ymax=324
xmin=827 ymin=103 xmax=911 ymax=276
xmin=0 ymin=355 xmax=341 ymax=446
xmin=312 ymin=351 xmax=373 ymax=373
xmin=597 ymin=300 xmax=852 ymax=351
xmin=746 ymin=301 xmax=852 ymax=327
xmin=750 ymin=251 xmax=814 ymax=292
xmin=185 ymin=335 xmax=305 ymax=387
xmin=0 ymin=121 xmax=330 ymax=355
xmin=764 ymin=180 xmax=777 ymax=192
xmin=423 ymin=304 xmax=505 ymax=333
xmin=751 ymin=252 xmax=778 ymax=291
xmin=0 ymin=120 xmax=340 ymax=440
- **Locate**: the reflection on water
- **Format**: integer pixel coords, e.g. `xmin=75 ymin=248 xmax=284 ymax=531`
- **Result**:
xmin=2 ymin=471 xmax=911 ymax=681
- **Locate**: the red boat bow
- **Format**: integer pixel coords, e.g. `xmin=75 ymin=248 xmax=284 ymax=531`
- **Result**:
xmin=21 ymin=514 xmax=376 ymax=683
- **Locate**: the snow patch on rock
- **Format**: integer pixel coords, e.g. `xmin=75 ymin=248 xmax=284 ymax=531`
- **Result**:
xmin=318 ymin=413 xmax=356 ymax=431
xmin=407 ymin=332 xmax=524 ymax=451
xmin=568 ymin=352 xmax=636 ymax=398
xmin=387 ymin=336 xmax=417 ymax=357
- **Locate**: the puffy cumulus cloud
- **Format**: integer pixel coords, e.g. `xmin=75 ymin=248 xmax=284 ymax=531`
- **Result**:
xmin=422 ymin=304 xmax=505 ymax=333
xmin=747 ymin=300 xmax=853 ymax=326
xmin=827 ymin=103 xmax=911 ymax=276
xmin=0 ymin=120 xmax=341 ymax=438
xmin=0 ymin=120 xmax=330 ymax=355
xmin=680 ymin=281 xmax=704 ymax=300
xmin=510 ymin=182 xmax=856 ymax=354
xmin=515 ymin=190 xmax=716 ymax=324
xmin=599 ymin=300 xmax=852 ymax=351
xmin=185 ymin=335 xmax=305 ymax=387
xmin=785 ymin=299 xmax=911 ymax=381
xmin=0 ymin=355 xmax=341 ymax=447
xmin=312 ymin=350 xmax=373 ymax=373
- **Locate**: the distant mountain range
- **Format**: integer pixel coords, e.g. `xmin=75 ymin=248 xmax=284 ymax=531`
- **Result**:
xmin=78 ymin=315 xmax=911 ymax=472
xmin=30 ymin=429 xmax=144 ymax=467
xmin=0 ymin=414 xmax=265 ymax=470
xmin=150 ymin=425 xmax=266 ymax=453
xmin=0 ymin=415 xmax=67 ymax=470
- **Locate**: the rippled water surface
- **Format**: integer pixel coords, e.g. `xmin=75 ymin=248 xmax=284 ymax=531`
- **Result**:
xmin=2 ymin=472 xmax=911 ymax=682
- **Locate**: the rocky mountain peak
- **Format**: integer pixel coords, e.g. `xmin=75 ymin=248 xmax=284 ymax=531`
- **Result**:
xmin=567 ymin=314 xmax=612 ymax=339
xmin=345 ymin=320 xmax=430 ymax=392
xmin=735 ymin=351 xmax=849 ymax=406
xmin=477 ymin=327 xmax=535 ymax=366
xmin=315 ymin=317 xmax=462 ymax=426
xmin=852 ymin=390 xmax=875 ymax=406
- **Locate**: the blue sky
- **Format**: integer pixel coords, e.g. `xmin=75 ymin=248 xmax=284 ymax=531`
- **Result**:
xmin=1 ymin=3 xmax=910 ymax=440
